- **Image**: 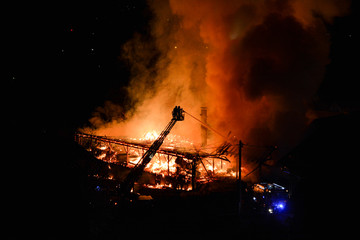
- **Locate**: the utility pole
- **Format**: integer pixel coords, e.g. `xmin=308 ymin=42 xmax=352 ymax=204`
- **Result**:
xmin=238 ymin=140 xmax=243 ymax=215
xmin=191 ymin=158 xmax=198 ymax=190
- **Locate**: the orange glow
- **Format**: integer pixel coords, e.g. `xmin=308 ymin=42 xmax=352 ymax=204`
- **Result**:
xmin=81 ymin=0 xmax=351 ymax=181
xmin=142 ymin=130 xmax=159 ymax=142
xmin=84 ymin=132 xmax=242 ymax=179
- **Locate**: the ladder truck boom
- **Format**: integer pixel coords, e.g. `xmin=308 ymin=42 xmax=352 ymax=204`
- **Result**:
xmin=121 ymin=106 xmax=184 ymax=195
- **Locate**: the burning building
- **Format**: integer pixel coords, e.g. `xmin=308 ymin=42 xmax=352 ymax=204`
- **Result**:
xmin=76 ymin=106 xmax=241 ymax=199
xmin=73 ymin=0 xmax=353 ymax=228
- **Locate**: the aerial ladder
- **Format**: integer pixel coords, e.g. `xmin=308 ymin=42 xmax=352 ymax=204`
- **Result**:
xmin=121 ymin=106 xmax=184 ymax=196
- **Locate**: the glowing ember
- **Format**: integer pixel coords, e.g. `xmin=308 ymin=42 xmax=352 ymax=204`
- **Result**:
xmin=77 ymin=131 xmax=240 ymax=181
xmin=142 ymin=130 xmax=159 ymax=142
xmin=134 ymin=131 xmax=194 ymax=149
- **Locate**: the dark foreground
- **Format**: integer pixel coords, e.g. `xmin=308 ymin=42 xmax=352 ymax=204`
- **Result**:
xmin=21 ymin=189 xmax=313 ymax=240
xmin=85 ymin=196 xmax=300 ymax=240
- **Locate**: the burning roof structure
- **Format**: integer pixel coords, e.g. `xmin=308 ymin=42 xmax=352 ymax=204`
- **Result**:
xmin=74 ymin=104 xmax=287 ymax=198
xmin=76 ymin=106 xmax=247 ymax=197
xmin=75 ymin=131 xmax=237 ymax=191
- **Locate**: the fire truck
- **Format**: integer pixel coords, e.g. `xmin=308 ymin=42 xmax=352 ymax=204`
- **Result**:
xmin=251 ymin=182 xmax=289 ymax=214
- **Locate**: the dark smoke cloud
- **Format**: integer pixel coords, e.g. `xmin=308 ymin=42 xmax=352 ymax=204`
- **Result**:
xmin=84 ymin=0 xmax=351 ymax=156
xmin=230 ymin=11 xmax=330 ymax=146
xmin=242 ymin=13 xmax=328 ymax=101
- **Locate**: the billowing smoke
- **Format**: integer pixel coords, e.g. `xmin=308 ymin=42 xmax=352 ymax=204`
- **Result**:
xmin=84 ymin=0 xmax=350 ymax=150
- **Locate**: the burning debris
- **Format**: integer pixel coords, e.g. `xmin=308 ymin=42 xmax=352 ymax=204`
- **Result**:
xmin=76 ymin=106 xmax=239 ymax=196
xmin=76 ymin=131 xmax=237 ymax=187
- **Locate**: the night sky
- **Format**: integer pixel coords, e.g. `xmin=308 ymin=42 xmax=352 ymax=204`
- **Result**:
xmin=9 ymin=0 xmax=151 ymax=133
xmin=8 ymin=0 xmax=359 ymax=135
xmin=318 ymin=1 xmax=359 ymax=107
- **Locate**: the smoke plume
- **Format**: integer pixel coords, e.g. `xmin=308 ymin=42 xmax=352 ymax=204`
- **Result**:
xmin=85 ymin=0 xmax=350 ymax=150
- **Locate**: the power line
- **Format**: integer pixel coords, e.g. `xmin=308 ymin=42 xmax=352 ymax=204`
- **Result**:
xmin=183 ymin=109 xmax=278 ymax=152
xmin=183 ymin=110 xmax=227 ymax=139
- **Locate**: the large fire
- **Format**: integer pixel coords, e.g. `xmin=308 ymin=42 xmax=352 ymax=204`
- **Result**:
xmin=77 ymin=129 xmax=243 ymax=191
xmin=80 ymin=0 xmax=350 ymax=187
xmin=131 ymin=131 xmax=238 ymax=178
